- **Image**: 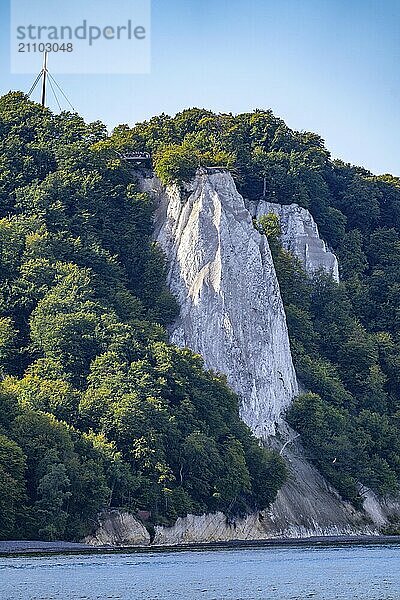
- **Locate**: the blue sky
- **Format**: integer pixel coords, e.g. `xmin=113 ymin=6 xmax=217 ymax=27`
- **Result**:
xmin=1 ymin=0 xmax=399 ymax=175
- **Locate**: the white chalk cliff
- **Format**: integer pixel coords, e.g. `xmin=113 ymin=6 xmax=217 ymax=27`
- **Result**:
xmin=100 ymin=168 xmax=382 ymax=545
xmin=151 ymin=169 xmax=298 ymax=437
xmin=249 ymin=200 xmax=339 ymax=281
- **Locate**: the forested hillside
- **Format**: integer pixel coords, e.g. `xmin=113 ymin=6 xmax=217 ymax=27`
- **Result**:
xmin=0 ymin=93 xmax=285 ymax=541
xmin=105 ymin=107 xmax=400 ymax=510
xmin=1 ymin=95 xmax=400 ymax=541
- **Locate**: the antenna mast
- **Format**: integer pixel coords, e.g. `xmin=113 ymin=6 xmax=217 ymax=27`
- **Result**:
xmin=27 ymin=52 xmax=75 ymax=112
xmin=41 ymin=51 xmax=48 ymax=107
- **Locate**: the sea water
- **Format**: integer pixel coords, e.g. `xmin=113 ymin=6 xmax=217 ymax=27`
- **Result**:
xmin=1 ymin=543 xmax=399 ymax=600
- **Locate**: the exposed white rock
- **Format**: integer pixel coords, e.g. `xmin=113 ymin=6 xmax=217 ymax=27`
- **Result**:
xmin=268 ymin=439 xmax=376 ymax=536
xmin=360 ymin=487 xmax=400 ymax=529
xmin=82 ymin=171 xmax=400 ymax=548
xmin=85 ymin=501 xmax=374 ymax=547
xmin=154 ymin=509 xmax=375 ymax=546
xmin=84 ymin=510 xmax=150 ymax=546
xmin=249 ymin=200 xmax=339 ymax=282
xmin=149 ymin=170 xmax=298 ymax=437
xmin=137 ymin=170 xmax=389 ymax=541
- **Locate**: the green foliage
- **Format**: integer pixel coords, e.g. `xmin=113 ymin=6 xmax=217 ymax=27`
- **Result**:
xmin=243 ymin=137 xmax=400 ymax=503
xmin=0 ymin=317 xmax=18 ymax=377
xmin=10 ymin=409 xmax=110 ymax=540
xmin=264 ymin=231 xmax=400 ymax=502
xmin=79 ymin=342 xmax=285 ymax=519
xmin=3 ymin=93 xmax=400 ymax=536
xmin=154 ymin=143 xmax=199 ymax=185
xmin=0 ymin=433 xmax=26 ymax=539
xmin=80 ymin=106 xmax=400 ymax=508
xmin=0 ymin=93 xmax=285 ymax=540
xmin=255 ymin=213 xmax=282 ymax=253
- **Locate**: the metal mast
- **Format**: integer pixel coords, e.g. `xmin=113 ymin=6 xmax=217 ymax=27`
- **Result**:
xmin=27 ymin=52 xmax=75 ymax=112
xmin=41 ymin=51 xmax=48 ymax=107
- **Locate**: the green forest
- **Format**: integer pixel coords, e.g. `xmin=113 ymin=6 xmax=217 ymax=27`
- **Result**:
xmin=105 ymin=106 xmax=400 ymax=510
xmin=0 ymin=94 xmax=285 ymax=541
xmin=1 ymin=94 xmax=400 ymax=540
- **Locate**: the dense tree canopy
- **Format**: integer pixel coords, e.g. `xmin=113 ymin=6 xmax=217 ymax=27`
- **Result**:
xmin=106 ymin=105 xmax=400 ymax=507
xmin=0 ymin=93 xmax=286 ymax=541
xmin=1 ymin=95 xmax=400 ymax=539
xmin=258 ymin=224 xmax=400 ymax=506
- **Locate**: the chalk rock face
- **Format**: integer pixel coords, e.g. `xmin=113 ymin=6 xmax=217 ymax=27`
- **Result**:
xmin=249 ymin=201 xmax=339 ymax=282
xmin=84 ymin=510 xmax=150 ymax=546
xmin=360 ymin=487 xmax=400 ymax=528
xmin=150 ymin=170 xmax=298 ymax=437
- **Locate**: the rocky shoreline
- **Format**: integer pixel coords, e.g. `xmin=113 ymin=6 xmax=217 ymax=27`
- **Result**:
xmin=1 ymin=535 xmax=400 ymax=557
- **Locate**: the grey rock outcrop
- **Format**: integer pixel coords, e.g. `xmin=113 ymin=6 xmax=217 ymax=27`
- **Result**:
xmin=149 ymin=170 xmax=298 ymax=437
xmin=360 ymin=488 xmax=400 ymax=529
xmin=84 ymin=510 xmax=150 ymax=546
xmin=249 ymin=200 xmax=339 ymax=281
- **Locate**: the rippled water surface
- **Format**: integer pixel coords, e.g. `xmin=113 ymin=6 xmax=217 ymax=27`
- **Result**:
xmin=1 ymin=544 xmax=400 ymax=600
